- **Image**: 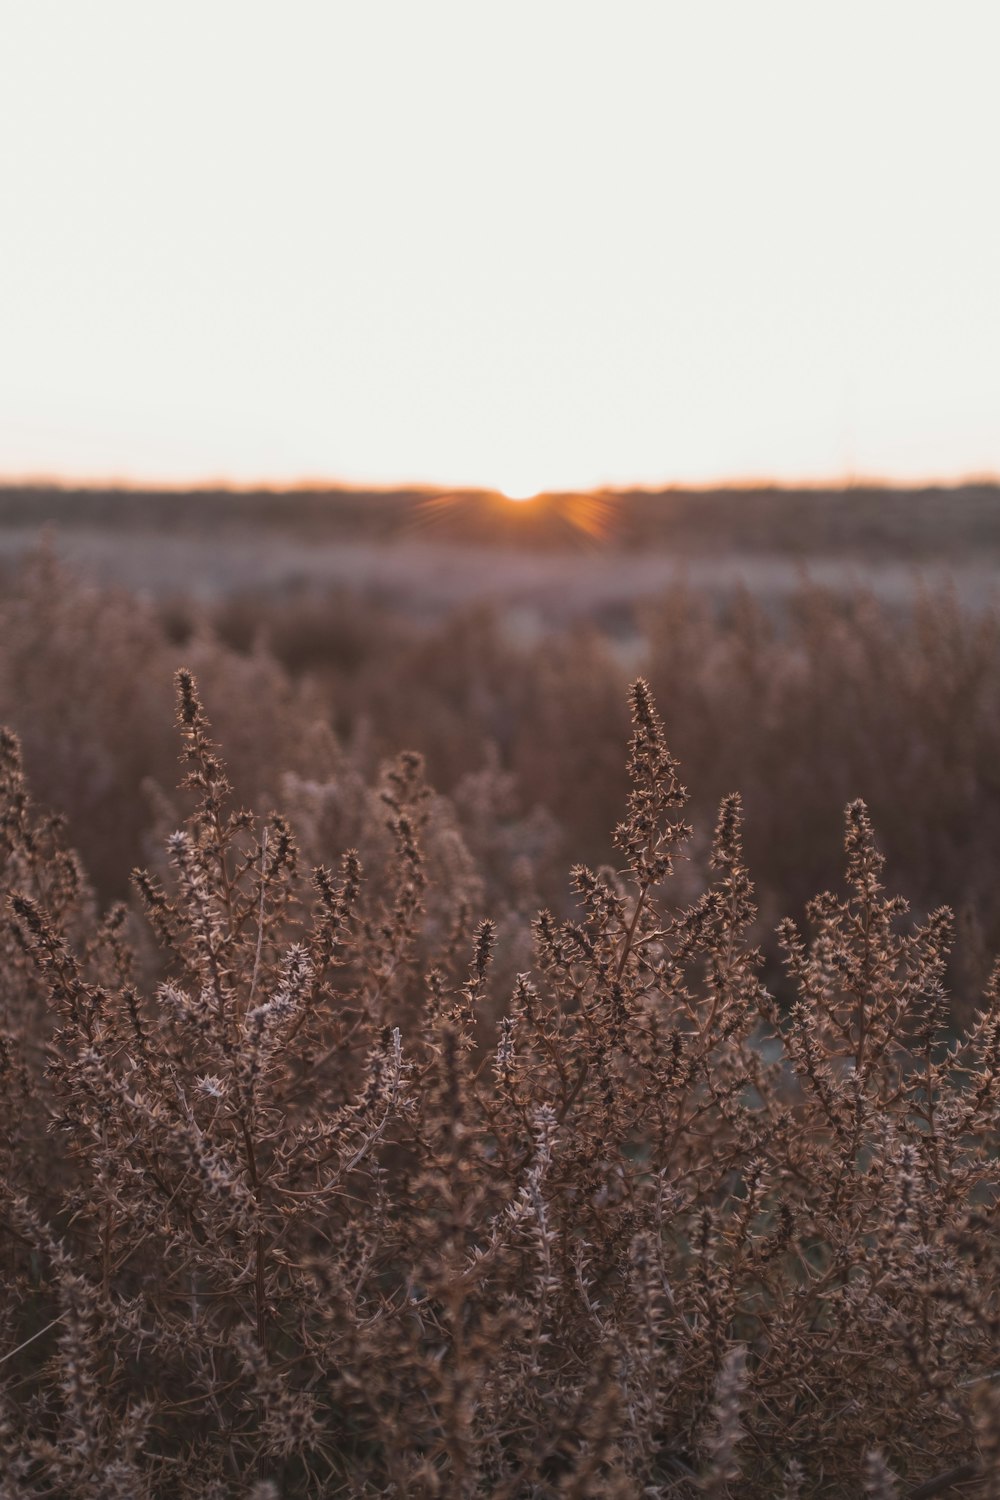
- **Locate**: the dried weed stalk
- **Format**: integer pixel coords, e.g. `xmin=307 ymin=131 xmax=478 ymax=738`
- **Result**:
xmin=1 ymin=675 xmax=1000 ymax=1496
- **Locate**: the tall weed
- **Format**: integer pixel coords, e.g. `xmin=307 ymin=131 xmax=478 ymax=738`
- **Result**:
xmin=2 ymin=674 xmax=1000 ymax=1495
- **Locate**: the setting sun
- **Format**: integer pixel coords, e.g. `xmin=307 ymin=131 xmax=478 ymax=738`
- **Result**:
xmin=497 ymin=483 xmax=540 ymax=503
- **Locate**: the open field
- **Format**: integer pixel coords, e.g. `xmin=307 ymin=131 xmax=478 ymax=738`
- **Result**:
xmin=3 ymin=486 xmax=1000 ymax=1494
xmin=0 ymin=488 xmax=999 ymax=994
xmin=5 ymin=522 xmax=1000 ymax=629
xmin=1 ymin=484 xmax=999 ymax=630
xmin=4 ymin=482 xmax=1000 ymax=558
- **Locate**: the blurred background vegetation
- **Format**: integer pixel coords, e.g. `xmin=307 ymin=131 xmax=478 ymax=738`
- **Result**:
xmin=2 ymin=483 xmax=998 ymax=1020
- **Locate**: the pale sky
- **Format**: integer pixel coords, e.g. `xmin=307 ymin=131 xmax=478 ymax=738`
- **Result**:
xmin=1 ymin=1 xmax=998 ymax=495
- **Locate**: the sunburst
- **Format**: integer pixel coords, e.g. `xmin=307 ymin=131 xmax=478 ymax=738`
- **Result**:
xmin=403 ymin=486 xmax=621 ymax=547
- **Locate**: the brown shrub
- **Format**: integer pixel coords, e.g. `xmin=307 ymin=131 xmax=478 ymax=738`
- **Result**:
xmin=6 ymin=545 xmax=1000 ymax=1026
xmin=3 ymin=674 xmax=1000 ymax=1495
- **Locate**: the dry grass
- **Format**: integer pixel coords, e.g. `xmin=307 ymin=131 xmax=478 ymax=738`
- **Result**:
xmin=3 ymin=664 xmax=1000 ymax=1495
xmin=3 ymin=545 xmax=1000 ymax=1022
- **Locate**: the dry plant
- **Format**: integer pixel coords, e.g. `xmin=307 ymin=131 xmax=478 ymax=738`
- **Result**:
xmin=201 ymin=568 xmax=1000 ymax=1016
xmin=6 ymin=547 xmax=1000 ymax=1021
xmin=2 ymin=672 xmax=1000 ymax=1496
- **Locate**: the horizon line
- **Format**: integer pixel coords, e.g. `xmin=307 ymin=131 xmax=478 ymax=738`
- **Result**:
xmin=2 ymin=468 xmax=1000 ymax=497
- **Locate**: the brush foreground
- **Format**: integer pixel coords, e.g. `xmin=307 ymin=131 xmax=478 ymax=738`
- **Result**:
xmin=3 ymin=669 xmax=1000 ymax=1498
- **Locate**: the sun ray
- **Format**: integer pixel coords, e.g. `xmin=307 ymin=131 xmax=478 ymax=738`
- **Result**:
xmin=388 ymin=484 xmax=623 ymax=549
xmin=556 ymin=490 xmax=620 ymax=545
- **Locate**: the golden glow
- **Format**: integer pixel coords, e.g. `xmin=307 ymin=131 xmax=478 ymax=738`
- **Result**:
xmin=407 ymin=488 xmax=620 ymax=548
xmin=498 ymin=482 xmax=540 ymax=503
xmin=559 ymin=491 xmax=618 ymax=545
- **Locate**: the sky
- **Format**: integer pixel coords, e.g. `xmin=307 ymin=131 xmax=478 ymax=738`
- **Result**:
xmin=1 ymin=1 xmax=998 ymax=496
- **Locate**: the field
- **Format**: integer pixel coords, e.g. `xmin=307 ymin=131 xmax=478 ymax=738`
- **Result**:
xmin=3 ymin=484 xmax=1000 ymax=1495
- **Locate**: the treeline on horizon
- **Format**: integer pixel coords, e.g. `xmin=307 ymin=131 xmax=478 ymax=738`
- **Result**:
xmin=1 ymin=480 xmax=1000 ymax=557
